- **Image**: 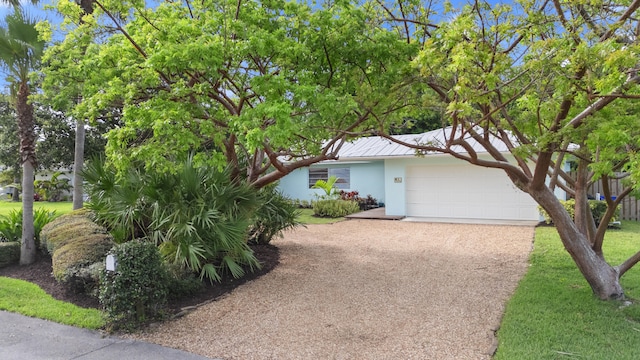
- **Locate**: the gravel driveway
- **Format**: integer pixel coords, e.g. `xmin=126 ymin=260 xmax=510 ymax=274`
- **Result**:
xmin=134 ymin=220 xmax=535 ymax=359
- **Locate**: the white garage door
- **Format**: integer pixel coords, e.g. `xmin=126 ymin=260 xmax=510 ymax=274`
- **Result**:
xmin=405 ymin=164 xmax=539 ymax=221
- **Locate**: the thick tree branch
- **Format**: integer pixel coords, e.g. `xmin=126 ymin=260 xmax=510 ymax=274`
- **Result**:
xmin=593 ymin=185 xmax=634 ymax=253
xmin=617 ymin=249 xmax=640 ymax=278
xmin=599 ymin=0 xmax=640 ymax=42
xmin=566 ymin=74 xmax=640 ymax=129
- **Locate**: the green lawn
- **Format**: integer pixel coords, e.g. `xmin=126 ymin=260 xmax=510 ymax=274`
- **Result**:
xmin=296 ymin=208 xmax=345 ymax=224
xmin=495 ymin=221 xmax=640 ymax=359
xmin=0 ymin=276 xmax=104 ymax=329
xmin=0 ymin=201 xmax=74 ymax=216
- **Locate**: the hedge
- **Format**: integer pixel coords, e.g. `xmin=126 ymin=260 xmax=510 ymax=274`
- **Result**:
xmin=40 ymin=210 xmax=114 ymax=293
xmin=0 ymin=241 xmax=20 ymax=268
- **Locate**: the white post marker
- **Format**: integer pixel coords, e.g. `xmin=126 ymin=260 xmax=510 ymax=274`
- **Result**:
xmin=106 ymin=254 xmax=117 ymax=272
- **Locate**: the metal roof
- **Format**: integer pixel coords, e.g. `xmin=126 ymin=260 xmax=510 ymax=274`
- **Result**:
xmin=331 ymin=127 xmax=511 ymax=160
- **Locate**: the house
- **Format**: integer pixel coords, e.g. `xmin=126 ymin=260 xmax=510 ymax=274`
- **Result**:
xmin=277 ymin=128 xmax=563 ymax=223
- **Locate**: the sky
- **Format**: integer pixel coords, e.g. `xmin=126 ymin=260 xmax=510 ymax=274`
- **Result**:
xmin=0 ymin=0 xmax=61 ymax=25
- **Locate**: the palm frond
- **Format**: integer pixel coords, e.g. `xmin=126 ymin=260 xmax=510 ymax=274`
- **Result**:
xmin=0 ymin=8 xmax=44 ymax=81
xmin=200 ymin=263 xmax=221 ymax=283
xmin=221 ymin=256 xmax=246 ymax=279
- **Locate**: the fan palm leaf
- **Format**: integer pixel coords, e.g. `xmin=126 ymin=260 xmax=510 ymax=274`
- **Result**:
xmin=0 ymin=9 xmax=44 ymax=82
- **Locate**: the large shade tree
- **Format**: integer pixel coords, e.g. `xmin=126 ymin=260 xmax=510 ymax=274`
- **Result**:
xmin=46 ymin=0 xmax=418 ymax=188
xmin=374 ymin=0 xmax=640 ymax=299
xmin=0 ymin=8 xmax=45 ymax=265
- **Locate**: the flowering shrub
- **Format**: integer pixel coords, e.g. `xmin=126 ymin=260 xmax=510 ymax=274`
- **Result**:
xmin=339 ymin=190 xmax=379 ymax=210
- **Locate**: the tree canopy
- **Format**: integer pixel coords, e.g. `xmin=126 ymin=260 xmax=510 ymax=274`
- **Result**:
xmin=45 ymin=0 xmax=418 ymax=187
xmin=375 ymin=0 xmax=640 ymax=299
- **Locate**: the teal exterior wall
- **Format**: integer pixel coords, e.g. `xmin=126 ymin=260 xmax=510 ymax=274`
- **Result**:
xmin=383 ymin=157 xmax=457 ymax=216
xmin=277 ymin=161 xmax=385 ymax=203
xmin=383 ymin=159 xmax=407 ymax=216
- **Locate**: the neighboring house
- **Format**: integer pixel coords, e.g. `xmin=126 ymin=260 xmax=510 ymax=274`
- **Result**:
xmin=34 ymin=169 xmax=73 ymax=201
xmin=278 ymin=128 xmax=566 ymax=223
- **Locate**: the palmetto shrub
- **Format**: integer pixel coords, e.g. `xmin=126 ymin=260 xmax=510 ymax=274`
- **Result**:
xmin=248 ymin=185 xmax=300 ymax=245
xmin=83 ymin=156 xmax=261 ymax=283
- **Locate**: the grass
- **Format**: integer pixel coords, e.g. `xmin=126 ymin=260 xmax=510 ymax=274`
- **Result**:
xmin=495 ymin=221 xmax=640 ymax=360
xmin=297 ymin=208 xmax=345 ymax=224
xmin=0 ymin=276 xmax=104 ymax=329
xmin=0 ymin=200 xmax=74 ymax=216
xmin=0 ymin=200 xmax=101 ymax=328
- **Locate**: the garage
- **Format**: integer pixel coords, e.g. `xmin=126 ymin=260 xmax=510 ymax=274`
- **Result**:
xmin=405 ymin=163 xmax=540 ymax=221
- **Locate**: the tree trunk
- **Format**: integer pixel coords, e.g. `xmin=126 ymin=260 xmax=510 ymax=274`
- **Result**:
xmin=16 ymin=82 xmax=37 ymax=265
xmin=573 ymin=158 xmax=596 ymax=243
xmin=72 ymin=118 xmax=85 ymax=210
xmin=11 ymin=174 xmax=19 ymax=202
xmin=530 ymin=186 xmax=623 ymax=300
xmin=20 ymin=160 xmax=35 ymax=265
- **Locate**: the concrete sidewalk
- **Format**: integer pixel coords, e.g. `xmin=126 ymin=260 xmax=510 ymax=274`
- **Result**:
xmin=0 ymin=311 xmax=215 ymax=360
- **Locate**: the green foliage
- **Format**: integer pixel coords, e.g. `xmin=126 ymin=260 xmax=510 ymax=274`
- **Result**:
xmin=45 ymin=0 xmax=415 ymax=186
xmin=165 ymin=263 xmax=203 ymax=302
xmin=52 ymin=233 xmax=114 ymax=289
xmin=83 ymin=156 xmax=261 ymax=283
xmin=312 ymin=199 xmax=360 ymax=218
xmin=390 ymin=111 xmax=444 ymax=135
xmin=40 ymin=209 xmax=105 ymax=255
xmin=248 ymin=185 xmax=300 ymax=245
xmin=0 ymin=97 xmax=109 ymax=172
xmin=0 ymin=98 xmax=20 ymax=179
xmin=99 ymin=241 xmax=169 ymax=332
xmin=539 ymin=200 xmax=620 ymax=225
xmin=0 ymin=241 xmax=19 ymax=267
xmin=0 ymin=209 xmax=21 ymax=242
xmin=495 ymin=223 xmax=640 ymax=359
xmin=0 ymin=8 xmax=45 ymax=84
xmin=0 ymin=208 xmax=58 ymax=245
xmin=312 ymin=175 xmax=341 ymax=199
xmin=41 ymin=210 xmax=114 ymax=293
xmin=289 ymin=199 xmax=312 ymax=209
xmin=34 ymin=171 xmax=72 ymax=202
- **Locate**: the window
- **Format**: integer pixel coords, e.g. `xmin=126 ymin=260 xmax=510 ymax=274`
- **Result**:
xmin=309 ymin=167 xmax=350 ymax=189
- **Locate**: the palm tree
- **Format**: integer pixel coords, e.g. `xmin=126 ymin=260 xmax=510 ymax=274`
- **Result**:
xmin=0 ymin=9 xmax=45 ymax=265
xmin=0 ymin=0 xmax=38 ymax=11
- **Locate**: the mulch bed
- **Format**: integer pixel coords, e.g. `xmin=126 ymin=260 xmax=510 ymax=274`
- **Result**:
xmin=0 ymin=244 xmax=279 ymax=313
